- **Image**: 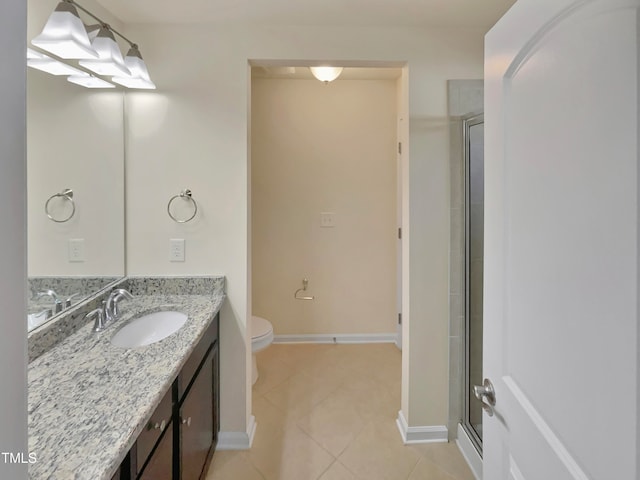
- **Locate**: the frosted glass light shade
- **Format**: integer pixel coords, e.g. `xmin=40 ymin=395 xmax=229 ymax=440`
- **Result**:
xmin=68 ymin=74 xmax=115 ymax=89
xmin=79 ymin=26 xmax=130 ymax=77
xmin=27 ymin=48 xmax=85 ymax=76
xmin=310 ymin=66 xmax=343 ymax=83
xmin=112 ymin=46 xmax=156 ymax=89
xmin=31 ymin=2 xmax=98 ymax=59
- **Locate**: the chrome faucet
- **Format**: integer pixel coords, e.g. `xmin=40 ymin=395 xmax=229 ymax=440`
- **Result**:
xmin=36 ymin=289 xmax=63 ymax=314
xmin=86 ymin=289 xmax=134 ymax=332
xmin=105 ymin=289 xmax=134 ymax=323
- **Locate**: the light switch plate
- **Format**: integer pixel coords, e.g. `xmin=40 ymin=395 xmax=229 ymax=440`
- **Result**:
xmin=170 ymin=238 xmax=185 ymax=262
xmin=68 ymin=238 xmax=85 ymax=262
xmin=320 ymin=212 xmax=335 ymax=228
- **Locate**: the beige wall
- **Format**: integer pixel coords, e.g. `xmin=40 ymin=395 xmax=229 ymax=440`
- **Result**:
xmin=251 ymin=77 xmax=397 ymax=336
xmin=124 ymin=23 xmax=485 ymax=434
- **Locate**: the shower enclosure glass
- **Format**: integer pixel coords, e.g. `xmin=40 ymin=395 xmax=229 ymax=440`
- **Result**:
xmin=463 ymin=113 xmax=484 ymax=452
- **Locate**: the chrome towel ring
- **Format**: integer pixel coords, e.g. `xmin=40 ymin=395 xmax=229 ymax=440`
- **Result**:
xmin=167 ymin=189 xmax=198 ymax=223
xmin=45 ymin=189 xmax=75 ymax=223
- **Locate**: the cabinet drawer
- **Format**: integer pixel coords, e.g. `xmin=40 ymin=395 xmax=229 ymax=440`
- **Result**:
xmin=136 ymin=388 xmax=173 ymax=473
xmin=178 ymin=317 xmax=217 ymax=400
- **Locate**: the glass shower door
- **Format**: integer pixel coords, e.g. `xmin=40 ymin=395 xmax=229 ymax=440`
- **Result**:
xmin=464 ymin=114 xmax=484 ymax=452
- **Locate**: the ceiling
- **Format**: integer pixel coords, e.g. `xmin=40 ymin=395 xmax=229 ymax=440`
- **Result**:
xmin=95 ymin=0 xmax=516 ymax=29
xmin=252 ymin=66 xmax=402 ymax=80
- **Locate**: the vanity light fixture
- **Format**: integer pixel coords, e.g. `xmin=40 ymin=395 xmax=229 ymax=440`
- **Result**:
xmin=30 ymin=0 xmax=156 ymax=90
xmin=310 ymin=66 xmax=344 ymax=83
xmin=67 ymin=74 xmax=115 ymax=89
xmin=31 ymin=0 xmax=98 ymax=59
xmin=111 ymin=45 xmax=156 ymax=89
xmin=79 ymin=26 xmax=130 ymax=77
xmin=27 ymin=48 xmax=86 ymax=76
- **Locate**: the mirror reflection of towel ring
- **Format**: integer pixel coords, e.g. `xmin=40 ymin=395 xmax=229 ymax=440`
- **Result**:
xmin=45 ymin=189 xmax=75 ymax=223
xmin=167 ymin=189 xmax=198 ymax=223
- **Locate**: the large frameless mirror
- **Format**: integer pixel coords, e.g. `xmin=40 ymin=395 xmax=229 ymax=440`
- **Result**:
xmin=26 ymin=0 xmax=125 ymax=332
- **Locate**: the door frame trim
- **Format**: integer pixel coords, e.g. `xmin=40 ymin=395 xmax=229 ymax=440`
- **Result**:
xmin=462 ymin=112 xmax=485 ymax=454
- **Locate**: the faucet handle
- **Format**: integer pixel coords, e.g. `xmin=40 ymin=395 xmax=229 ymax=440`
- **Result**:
xmin=53 ymin=299 xmax=63 ymax=314
xmin=85 ymin=308 xmax=106 ymax=332
xmin=64 ymin=293 xmax=81 ymax=309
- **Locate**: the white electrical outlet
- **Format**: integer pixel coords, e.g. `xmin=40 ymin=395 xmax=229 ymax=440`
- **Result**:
xmin=320 ymin=212 xmax=335 ymax=228
xmin=170 ymin=238 xmax=185 ymax=262
xmin=68 ymin=238 xmax=85 ymax=262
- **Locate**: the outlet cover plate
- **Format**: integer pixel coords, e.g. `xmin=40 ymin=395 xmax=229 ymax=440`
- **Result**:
xmin=320 ymin=212 xmax=335 ymax=228
xmin=170 ymin=238 xmax=185 ymax=262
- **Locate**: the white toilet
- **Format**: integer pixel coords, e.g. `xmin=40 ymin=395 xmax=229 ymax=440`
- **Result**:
xmin=251 ymin=315 xmax=274 ymax=385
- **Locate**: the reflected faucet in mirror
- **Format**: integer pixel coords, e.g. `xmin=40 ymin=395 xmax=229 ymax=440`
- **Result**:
xmin=35 ymin=289 xmax=63 ymax=314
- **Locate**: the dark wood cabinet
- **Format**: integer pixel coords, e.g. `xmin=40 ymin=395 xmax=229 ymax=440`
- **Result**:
xmin=180 ymin=349 xmax=214 ymax=480
xmin=138 ymin=422 xmax=173 ymax=480
xmin=115 ymin=314 xmax=219 ymax=480
xmin=137 ymin=389 xmax=173 ymax=475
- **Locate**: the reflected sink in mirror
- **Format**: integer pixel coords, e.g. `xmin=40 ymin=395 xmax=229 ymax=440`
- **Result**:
xmin=110 ymin=311 xmax=188 ymax=348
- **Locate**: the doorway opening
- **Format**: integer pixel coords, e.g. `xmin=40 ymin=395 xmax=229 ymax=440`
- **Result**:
xmin=249 ymin=63 xmax=406 ymax=347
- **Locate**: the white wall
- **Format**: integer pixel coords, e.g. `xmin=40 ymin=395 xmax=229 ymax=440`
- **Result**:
xmin=251 ymin=77 xmax=397 ymax=336
xmin=125 ymin=23 xmax=484 ymax=433
xmin=27 ymin=0 xmax=125 ymax=277
xmin=0 ymin=0 xmax=27 ymax=477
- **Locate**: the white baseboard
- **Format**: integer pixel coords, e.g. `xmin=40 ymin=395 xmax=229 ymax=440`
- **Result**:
xmin=217 ymin=415 xmax=256 ymax=450
xmin=395 ymin=410 xmax=448 ymax=444
xmin=273 ymin=333 xmax=397 ymax=344
xmin=456 ymin=423 xmax=482 ymax=480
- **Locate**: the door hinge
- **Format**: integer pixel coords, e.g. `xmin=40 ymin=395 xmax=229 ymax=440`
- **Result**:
xmin=398 ymin=142 xmax=402 ymax=154
xmin=398 ymin=313 xmax=402 ymax=325
xmin=398 ymin=227 xmax=402 ymax=239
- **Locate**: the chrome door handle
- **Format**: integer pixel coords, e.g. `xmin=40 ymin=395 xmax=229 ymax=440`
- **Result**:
xmin=473 ymin=378 xmax=496 ymax=417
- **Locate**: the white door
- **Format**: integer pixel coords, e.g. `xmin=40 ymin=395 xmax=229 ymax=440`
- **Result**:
xmin=483 ymin=1 xmax=639 ymax=479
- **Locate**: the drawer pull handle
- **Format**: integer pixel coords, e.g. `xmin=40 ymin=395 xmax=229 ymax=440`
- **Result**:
xmin=181 ymin=417 xmax=192 ymax=427
xmin=148 ymin=419 xmax=166 ymax=432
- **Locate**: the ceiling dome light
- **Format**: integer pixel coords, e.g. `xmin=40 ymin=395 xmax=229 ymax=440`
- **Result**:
xmin=79 ymin=26 xmax=130 ymax=77
xmin=31 ymin=1 xmax=98 ymax=59
xmin=310 ymin=66 xmax=343 ymax=83
xmin=112 ymin=45 xmax=156 ymax=89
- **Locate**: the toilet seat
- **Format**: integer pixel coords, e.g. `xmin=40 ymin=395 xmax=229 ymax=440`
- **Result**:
xmin=251 ymin=315 xmax=274 ymax=352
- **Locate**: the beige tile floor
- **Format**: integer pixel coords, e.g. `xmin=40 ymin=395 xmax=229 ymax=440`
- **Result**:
xmin=205 ymin=343 xmax=475 ymax=480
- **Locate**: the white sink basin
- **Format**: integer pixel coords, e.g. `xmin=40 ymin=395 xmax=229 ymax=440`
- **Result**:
xmin=111 ymin=311 xmax=188 ymax=348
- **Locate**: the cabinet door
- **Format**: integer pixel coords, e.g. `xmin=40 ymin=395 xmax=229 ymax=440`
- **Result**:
xmin=212 ymin=342 xmax=219 ymax=451
xmin=110 ymin=467 xmax=120 ymax=480
xmin=138 ymin=422 xmax=173 ymax=480
xmin=180 ymin=351 xmax=214 ymax=480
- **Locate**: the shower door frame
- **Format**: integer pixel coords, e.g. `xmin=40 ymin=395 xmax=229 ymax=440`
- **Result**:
xmin=462 ymin=112 xmax=484 ymax=455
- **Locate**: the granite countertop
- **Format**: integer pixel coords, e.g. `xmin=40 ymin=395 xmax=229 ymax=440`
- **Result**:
xmin=28 ymin=290 xmax=225 ymax=480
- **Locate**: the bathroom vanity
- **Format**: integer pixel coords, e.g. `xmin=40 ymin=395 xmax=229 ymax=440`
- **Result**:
xmin=114 ymin=315 xmax=219 ymax=480
xmin=27 ymin=277 xmax=224 ymax=480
